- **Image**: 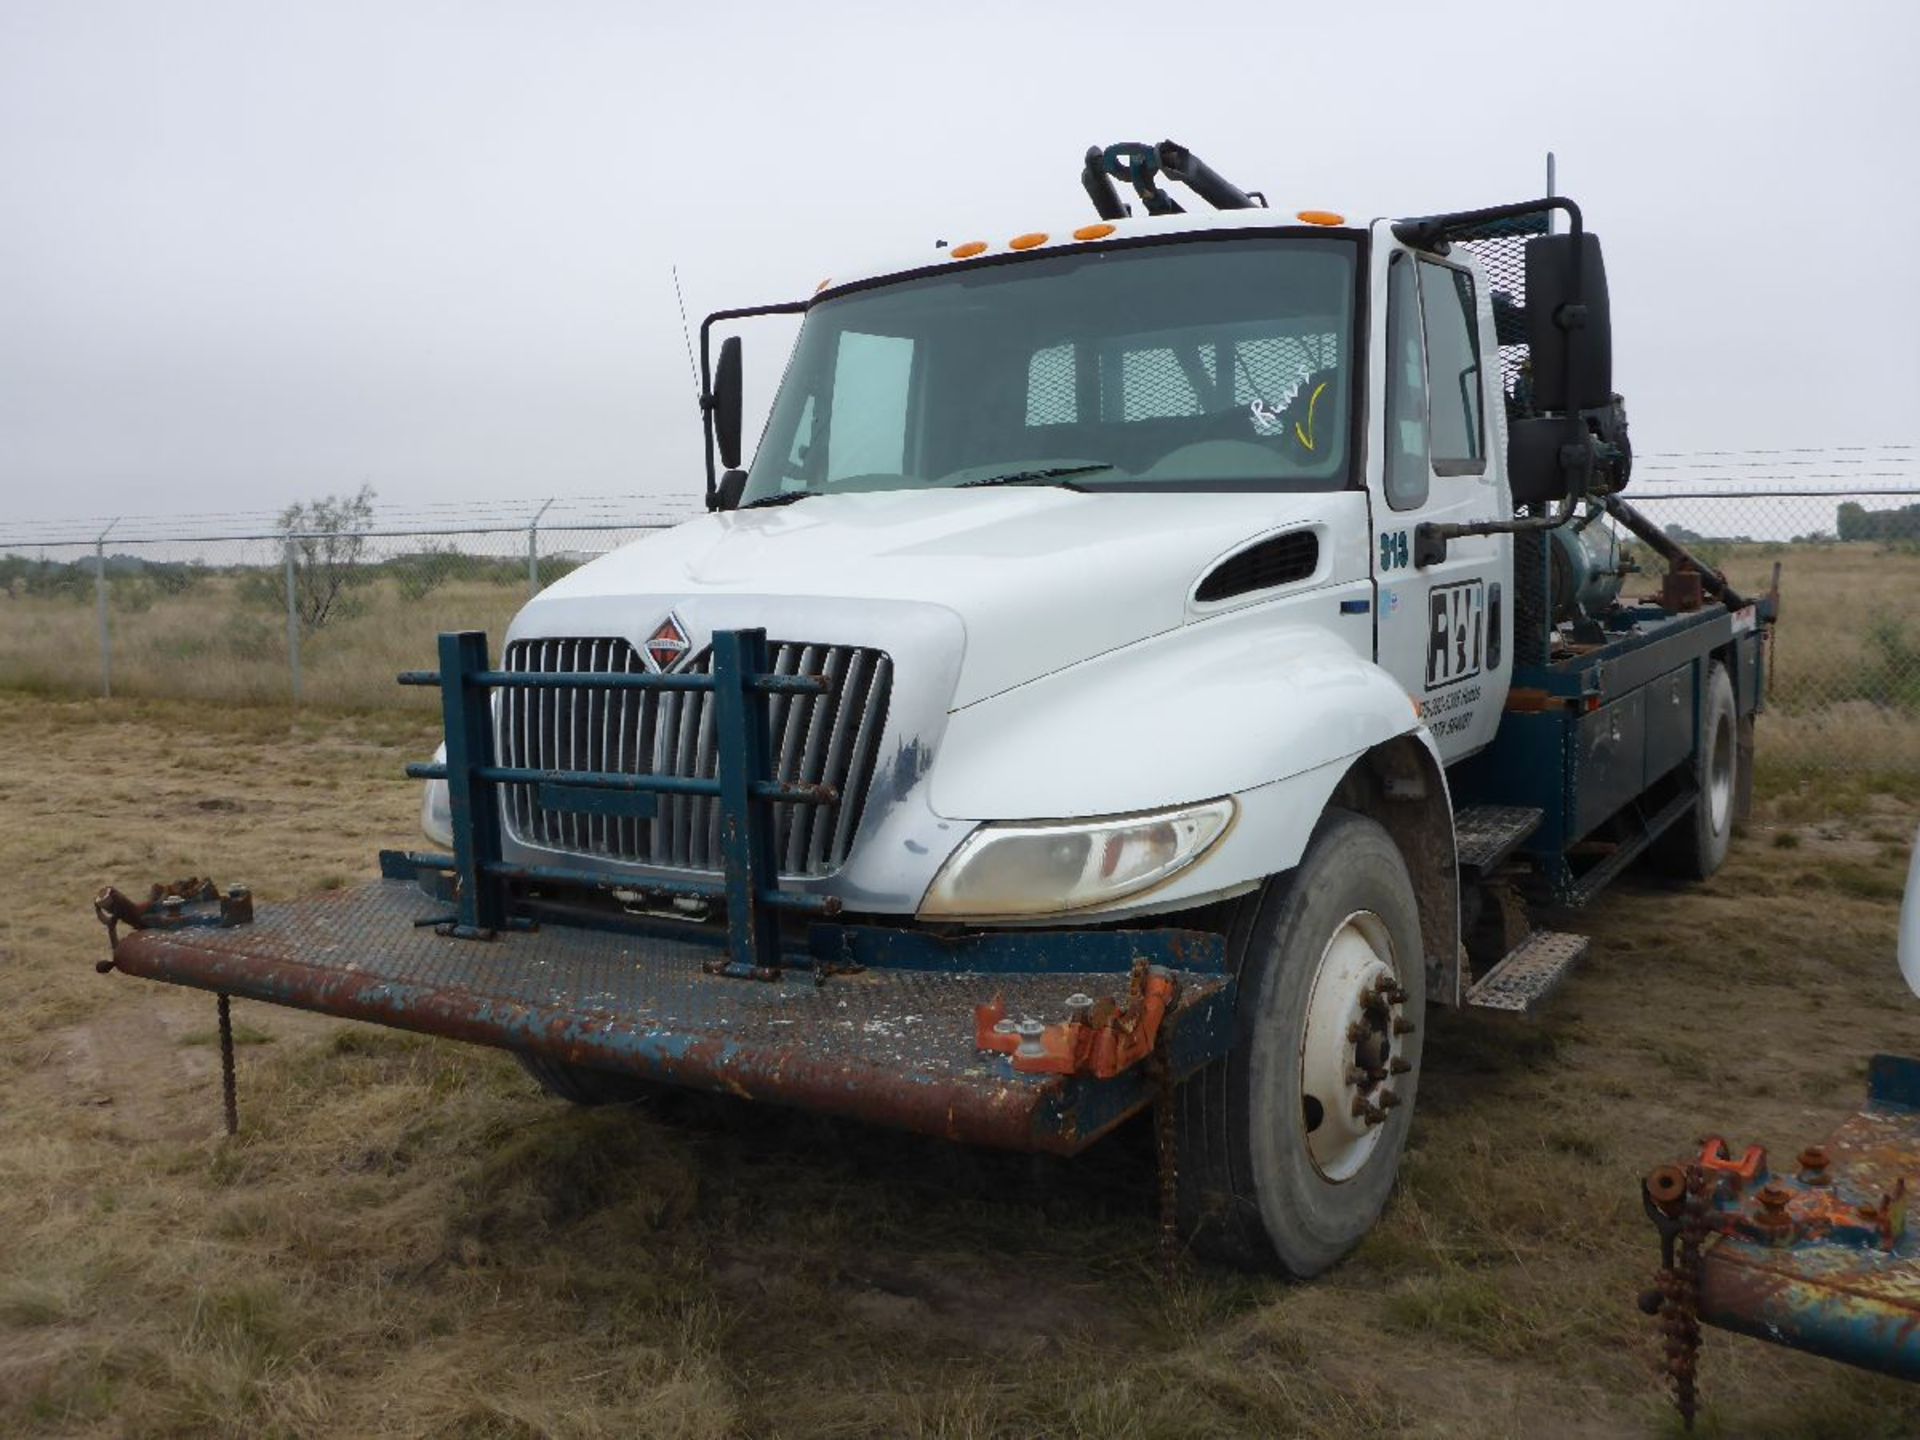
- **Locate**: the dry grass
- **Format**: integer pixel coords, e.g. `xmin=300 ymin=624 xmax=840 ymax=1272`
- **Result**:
xmin=0 ymin=574 xmax=525 ymax=711
xmin=4 ymin=539 xmax=1919 ymax=767
xmin=2 ymin=692 xmax=1920 ymax=1436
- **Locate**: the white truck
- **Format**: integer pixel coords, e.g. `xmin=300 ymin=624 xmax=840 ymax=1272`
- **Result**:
xmin=99 ymin=141 xmax=1771 ymax=1276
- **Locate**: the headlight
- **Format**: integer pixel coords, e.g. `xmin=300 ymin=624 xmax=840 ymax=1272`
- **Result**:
xmin=421 ymin=742 xmax=453 ymax=849
xmin=919 ymin=798 xmax=1235 ymax=920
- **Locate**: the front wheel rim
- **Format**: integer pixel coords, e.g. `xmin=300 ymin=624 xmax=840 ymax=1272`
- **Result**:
xmin=1296 ymin=910 xmax=1408 ymax=1183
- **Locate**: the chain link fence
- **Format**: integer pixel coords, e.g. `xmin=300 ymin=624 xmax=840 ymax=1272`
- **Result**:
xmin=2 ymin=481 xmax=1918 ymax=772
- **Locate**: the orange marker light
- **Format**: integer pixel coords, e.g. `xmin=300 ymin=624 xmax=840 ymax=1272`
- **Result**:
xmin=950 ymin=240 xmax=988 ymax=259
xmin=1295 ymin=210 xmax=1347 ymax=227
xmin=1009 ymin=232 xmax=1049 ymax=250
xmin=1072 ymin=223 xmax=1115 ymax=242
xmin=815 ymin=277 xmax=832 ymax=293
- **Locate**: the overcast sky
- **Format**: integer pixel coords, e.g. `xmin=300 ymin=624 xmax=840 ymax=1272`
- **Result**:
xmin=2 ymin=0 xmax=1915 ymax=529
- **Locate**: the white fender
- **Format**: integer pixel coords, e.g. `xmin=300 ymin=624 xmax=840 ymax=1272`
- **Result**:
xmin=931 ymin=603 xmax=1420 ymax=819
xmin=924 ymin=605 xmax=1433 ymax=919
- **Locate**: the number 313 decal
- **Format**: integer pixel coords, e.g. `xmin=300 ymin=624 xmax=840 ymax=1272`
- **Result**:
xmin=1379 ymin=530 xmax=1410 ymax=571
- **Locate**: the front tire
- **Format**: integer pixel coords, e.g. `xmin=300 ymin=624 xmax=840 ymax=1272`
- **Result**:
xmin=1177 ymin=809 xmax=1425 ymax=1276
xmin=1648 ymin=661 xmax=1739 ymax=881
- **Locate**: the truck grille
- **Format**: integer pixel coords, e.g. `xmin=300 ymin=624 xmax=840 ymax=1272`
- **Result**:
xmin=498 ymin=636 xmax=893 ymax=878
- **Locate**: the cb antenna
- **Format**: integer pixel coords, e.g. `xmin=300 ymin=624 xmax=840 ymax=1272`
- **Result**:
xmin=671 ymin=265 xmax=700 ymax=400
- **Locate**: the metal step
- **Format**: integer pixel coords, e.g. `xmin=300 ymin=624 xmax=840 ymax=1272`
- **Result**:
xmin=1454 ymin=805 xmax=1545 ymax=872
xmin=1465 ymin=929 xmax=1590 ymax=1015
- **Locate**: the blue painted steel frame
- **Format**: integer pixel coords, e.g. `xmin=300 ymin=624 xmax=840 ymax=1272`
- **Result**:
xmin=400 ymin=628 xmax=837 ymax=966
xmin=1450 ymin=603 xmax=1768 ymax=902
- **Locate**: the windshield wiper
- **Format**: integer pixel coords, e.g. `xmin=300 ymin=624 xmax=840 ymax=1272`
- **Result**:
xmin=738 ymin=489 xmax=817 ymax=510
xmin=953 ymin=464 xmax=1113 ymax=491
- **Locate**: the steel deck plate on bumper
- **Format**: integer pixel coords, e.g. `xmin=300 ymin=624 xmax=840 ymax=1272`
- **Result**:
xmin=107 ymin=880 xmax=1233 ymax=1155
xmin=1697 ymin=1057 xmax=1920 ymax=1378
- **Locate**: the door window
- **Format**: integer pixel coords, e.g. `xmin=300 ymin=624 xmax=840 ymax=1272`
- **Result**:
xmin=1417 ymin=261 xmax=1484 ymax=473
xmin=1382 ymin=253 xmax=1428 ymax=511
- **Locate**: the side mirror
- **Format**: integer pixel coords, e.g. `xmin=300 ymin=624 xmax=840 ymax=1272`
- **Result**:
xmin=1507 ymin=416 xmax=1579 ymax=507
xmin=713 ymin=335 xmax=744 ymax=471
xmin=1525 ymin=233 xmax=1612 ymax=413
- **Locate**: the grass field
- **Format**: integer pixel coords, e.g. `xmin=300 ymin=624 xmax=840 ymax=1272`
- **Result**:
xmin=2 ymin=693 xmax=1919 ymax=1437
xmin=2 ymin=538 xmax=1917 ymax=768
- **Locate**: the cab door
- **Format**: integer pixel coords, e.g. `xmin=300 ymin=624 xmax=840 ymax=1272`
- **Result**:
xmin=1366 ymin=231 xmax=1513 ymax=764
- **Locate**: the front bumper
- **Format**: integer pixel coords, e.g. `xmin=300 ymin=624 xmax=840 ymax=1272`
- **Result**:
xmin=101 ymin=875 xmax=1234 ymax=1155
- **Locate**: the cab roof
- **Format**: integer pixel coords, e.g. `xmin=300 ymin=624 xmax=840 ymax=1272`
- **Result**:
xmin=814 ymin=206 xmax=1375 ymax=302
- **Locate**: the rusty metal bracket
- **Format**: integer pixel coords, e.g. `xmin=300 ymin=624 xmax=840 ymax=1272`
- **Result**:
xmin=975 ymin=959 xmax=1179 ymax=1080
xmin=92 ymin=878 xmax=252 ymax=971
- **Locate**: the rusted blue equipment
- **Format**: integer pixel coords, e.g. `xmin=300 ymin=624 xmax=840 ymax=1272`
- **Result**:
xmin=94 ymin=629 xmax=1235 ymax=1157
xmin=1642 ymin=1055 xmax=1920 ymax=1426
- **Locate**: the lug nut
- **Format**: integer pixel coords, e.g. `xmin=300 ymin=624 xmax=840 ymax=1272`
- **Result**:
xmin=1065 ymin=993 xmax=1094 ymax=1025
xmin=1392 ymin=1017 xmax=1416 ymax=1036
xmin=1378 ymin=1088 xmax=1402 ymax=1110
xmin=1797 ymin=1146 xmax=1831 ymax=1185
xmin=1350 ymin=1096 xmax=1387 ymax=1126
xmin=1346 ymin=1021 xmax=1368 ymax=1044
xmin=1389 ymin=1057 xmax=1412 ymax=1075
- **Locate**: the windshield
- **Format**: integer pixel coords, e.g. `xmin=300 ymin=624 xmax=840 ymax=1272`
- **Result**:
xmin=740 ymin=235 xmax=1358 ymax=505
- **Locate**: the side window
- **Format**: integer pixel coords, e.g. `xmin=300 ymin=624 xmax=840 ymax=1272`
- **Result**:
xmin=1383 ymin=253 xmax=1429 ymax=510
xmin=826 ymin=331 xmax=913 ymax=481
xmin=1119 ymin=346 xmax=1205 ymax=420
xmin=1026 ymin=343 xmax=1076 ymax=426
xmin=1418 ymin=261 xmax=1484 ymax=473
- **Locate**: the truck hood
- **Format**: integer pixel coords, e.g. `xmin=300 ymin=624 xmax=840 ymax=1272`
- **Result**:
xmin=528 ymin=487 xmax=1357 ymax=708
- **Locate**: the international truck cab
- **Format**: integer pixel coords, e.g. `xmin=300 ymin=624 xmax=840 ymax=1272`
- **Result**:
xmin=97 ymin=142 xmax=1771 ymax=1277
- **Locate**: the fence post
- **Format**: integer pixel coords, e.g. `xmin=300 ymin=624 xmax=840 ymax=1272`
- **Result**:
xmin=527 ymin=498 xmax=555 ymax=600
xmin=94 ymin=519 xmax=117 ymax=698
xmin=284 ymin=536 xmax=302 ymax=704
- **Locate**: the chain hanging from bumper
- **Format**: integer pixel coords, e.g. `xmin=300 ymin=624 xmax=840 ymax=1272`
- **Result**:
xmin=1641 ymin=1163 xmax=1707 ymax=1430
xmin=1153 ymin=1023 xmax=1180 ymax=1285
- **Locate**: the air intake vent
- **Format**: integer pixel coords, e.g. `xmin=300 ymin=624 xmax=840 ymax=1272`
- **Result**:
xmin=1194 ymin=530 xmax=1319 ymax=603
xmin=498 ymin=636 xmax=892 ymax=878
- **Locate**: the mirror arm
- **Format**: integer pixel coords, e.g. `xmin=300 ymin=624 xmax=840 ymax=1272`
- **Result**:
xmin=696 ymin=300 xmax=809 ymax=512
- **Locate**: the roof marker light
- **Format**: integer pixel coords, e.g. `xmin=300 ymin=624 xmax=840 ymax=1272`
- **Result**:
xmin=1009 ymin=232 xmax=1049 ymax=250
xmin=815 ymin=277 xmax=832 ymax=293
xmin=1296 ymin=210 xmax=1346 ymax=227
xmin=950 ymin=241 xmax=988 ymax=259
xmin=1073 ymin=223 xmax=1115 ymax=241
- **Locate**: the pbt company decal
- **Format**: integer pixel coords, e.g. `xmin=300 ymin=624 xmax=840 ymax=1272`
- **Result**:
xmin=1425 ymin=580 xmax=1486 ymax=690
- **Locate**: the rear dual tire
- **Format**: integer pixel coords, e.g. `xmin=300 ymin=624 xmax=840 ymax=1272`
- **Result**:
xmin=1648 ymin=661 xmax=1739 ymax=882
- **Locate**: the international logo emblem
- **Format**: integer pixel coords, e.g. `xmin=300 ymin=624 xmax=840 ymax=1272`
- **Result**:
xmin=644 ymin=613 xmax=691 ymax=671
